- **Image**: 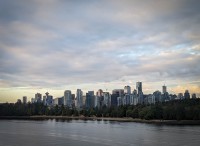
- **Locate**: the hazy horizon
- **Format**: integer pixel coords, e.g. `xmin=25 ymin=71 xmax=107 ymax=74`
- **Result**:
xmin=0 ymin=0 xmax=200 ymax=103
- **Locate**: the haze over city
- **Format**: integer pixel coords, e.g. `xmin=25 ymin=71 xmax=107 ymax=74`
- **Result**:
xmin=0 ymin=0 xmax=200 ymax=103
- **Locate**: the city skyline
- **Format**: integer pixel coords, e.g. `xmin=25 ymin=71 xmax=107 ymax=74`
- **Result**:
xmin=0 ymin=0 xmax=200 ymax=102
xmin=11 ymin=83 xmax=199 ymax=104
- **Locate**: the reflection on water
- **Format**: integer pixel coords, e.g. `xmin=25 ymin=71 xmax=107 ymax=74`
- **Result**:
xmin=0 ymin=119 xmax=200 ymax=146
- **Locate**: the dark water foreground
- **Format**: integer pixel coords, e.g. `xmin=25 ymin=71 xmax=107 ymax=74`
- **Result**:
xmin=0 ymin=120 xmax=200 ymax=146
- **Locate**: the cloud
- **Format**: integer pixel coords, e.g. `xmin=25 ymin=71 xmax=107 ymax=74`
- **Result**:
xmin=0 ymin=0 xmax=200 ymax=101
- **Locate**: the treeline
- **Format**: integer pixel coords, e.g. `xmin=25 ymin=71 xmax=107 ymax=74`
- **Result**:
xmin=0 ymin=98 xmax=200 ymax=120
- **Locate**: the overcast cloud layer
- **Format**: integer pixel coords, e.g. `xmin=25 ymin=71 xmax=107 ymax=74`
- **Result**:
xmin=0 ymin=0 xmax=200 ymax=102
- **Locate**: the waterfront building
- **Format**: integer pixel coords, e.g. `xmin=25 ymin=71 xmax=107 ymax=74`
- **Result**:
xmin=192 ymin=93 xmax=196 ymax=99
xmin=153 ymin=91 xmax=162 ymax=102
xmin=147 ymin=94 xmax=155 ymax=104
xmin=117 ymin=97 xmax=123 ymax=106
xmin=95 ymin=96 xmax=100 ymax=108
xmin=136 ymin=82 xmax=142 ymax=94
xmin=35 ymin=93 xmax=42 ymax=103
xmin=184 ymin=90 xmax=190 ymax=99
xmin=124 ymin=94 xmax=130 ymax=105
xmin=124 ymin=86 xmax=131 ymax=95
xmin=96 ymin=89 xmax=103 ymax=97
xmin=95 ymin=89 xmax=104 ymax=109
xmin=133 ymin=96 xmax=138 ymax=105
xmin=162 ymin=85 xmax=167 ymax=94
xmin=136 ymin=82 xmax=143 ymax=104
xmin=111 ymin=89 xmax=124 ymax=106
xmin=43 ymin=96 xmax=47 ymax=105
xmin=76 ymin=89 xmax=83 ymax=109
xmin=17 ymin=99 xmax=21 ymax=103
xmin=85 ymin=91 xmax=95 ymax=109
xmin=103 ymin=92 xmax=110 ymax=107
xmin=178 ymin=93 xmax=184 ymax=100
xmin=132 ymin=89 xmax=137 ymax=105
xmin=46 ymin=95 xmax=53 ymax=106
xmin=130 ymin=94 xmax=134 ymax=105
xmin=31 ymin=98 xmax=35 ymax=103
xmin=112 ymin=89 xmax=124 ymax=97
xmin=82 ymin=95 xmax=86 ymax=107
xmin=138 ymin=92 xmax=144 ymax=104
xmin=22 ymin=96 xmax=27 ymax=104
xmin=64 ymin=90 xmax=72 ymax=107
xmin=53 ymin=97 xmax=63 ymax=106
xmin=43 ymin=92 xmax=54 ymax=106
xmin=111 ymin=93 xmax=118 ymax=106
xmin=71 ymin=94 xmax=75 ymax=108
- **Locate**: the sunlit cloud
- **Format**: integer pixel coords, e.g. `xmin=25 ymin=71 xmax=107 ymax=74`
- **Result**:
xmin=0 ymin=0 xmax=200 ymax=102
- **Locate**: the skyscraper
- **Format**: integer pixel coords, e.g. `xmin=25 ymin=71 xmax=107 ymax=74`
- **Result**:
xmin=124 ymin=85 xmax=131 ymax=94
xmin=192 ymin=93 xmax=196 ymax=99
xmin=35 ymin=93 xmax=42 ymax=103
xmin=103 ymin=92 xmax=110 ymax=107
xmin=184 ymin=90 xmax=190 ymax=99
xmin=112 ymin=89 xmax=124 ymax=97
xmin=111 ymin=89 xmax=123 ymax=106
xmin=136 ymin=82 xmax=143 ymax=104
xmin=86 ymin=91 xmax=95 ymax=109
xmin=76 ymin=89 xmax=83 ymax=109
xmin=22 ymin=96 xmax=27 ymax=104
xmin=64 ymin=90 xmax=72 ymax=107
xmin=162 ymin=85 xmax=167 ymax=94
xmin=96 ymin=89 xmax=103 ymax=97
xmin=136 ymin=82 xmax=142 ymax=94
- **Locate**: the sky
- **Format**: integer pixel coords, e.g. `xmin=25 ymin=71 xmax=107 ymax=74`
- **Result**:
xmin=0 ymin=0 xmax=200 ymax=103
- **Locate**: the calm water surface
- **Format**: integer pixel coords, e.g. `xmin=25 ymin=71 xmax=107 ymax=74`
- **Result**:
xmin=0 ymin=119 xmax=200 ymax=146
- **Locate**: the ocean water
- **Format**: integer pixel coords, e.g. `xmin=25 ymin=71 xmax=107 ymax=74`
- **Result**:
xmin=0 ymin=119 xmax=200 ymax=146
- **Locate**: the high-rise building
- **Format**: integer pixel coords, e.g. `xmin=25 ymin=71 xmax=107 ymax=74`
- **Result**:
xmin=124 ymin=86 xmax=131 ymax=94
xmin=43 ymin=92 xmax=53 ymax=106
xmin=95 ymin=95 xmax=100 ymax=108
xmin=117 ymin=97 xmax=122 ymax=106
xmin=184 ymin=90 xmax=190 ymax=99
xmin=103 ymin=92 xmax=110 ymax=107
xmin=43 ymin=96 xmax=47 ymax=105
xmin=112 ymin=89 xmax=124 ymax=97
xmin=192 ymin=93 xmax=196 ymax=99
xmin=71 ymin=94 xmax=75 ymax=108
xmin=132 ymin=89 xmax=138 ymax=105
xmin=124 ymin=94 xmax=130 ymax=105
xmin=136 ymin=82 xmax=142 ymax=94
xmin=178 ymin=93 xmax=183 ymax=99
xmin=111 ymin=89 xmax=124 ymax=106
xmin=86 ymin=91 xmax=95 ymax=109
xmin=111 ymin=94 xmax=118 ymax=106
xmin=53 ymin=97 xmax=63 ymax=106
xmin=17 ymin=99 xmax=21 ymax=103
xmin=22 ymin=96 xmax=27 ymax=104
xmin=31 ymin=98 xmax=35 ymax=103
xmin=162 ymin=85 xmax=167 ymax=94
xmin=136 ymin=82 xmax=143 ymax=104
xmin=147 ymin=94 xmax=155 ymax=104
xmin=46 ymin=95 xmax=53 ymax=106
xmin=76 ymin=89 xmax=83 ymax=109
xmin=82 ymin=95 xmax=86 ymax=107
xmin=35 ymin=93 xmax=42 ymax=103
xmin=64 ymin=90 xmax=72 ymax=107
xmin=96 ymin=89 xmax=103 ymax=97
xmin=153 ymin=91 xmax=162 ymax=102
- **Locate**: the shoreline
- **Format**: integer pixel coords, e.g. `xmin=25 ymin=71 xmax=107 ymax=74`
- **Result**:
xmin=1 ymin=116 xmax=200 ymax=125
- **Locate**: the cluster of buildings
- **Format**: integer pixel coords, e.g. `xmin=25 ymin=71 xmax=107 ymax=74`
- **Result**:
xmin=18 ymin=82 xmax=198 ymax=109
